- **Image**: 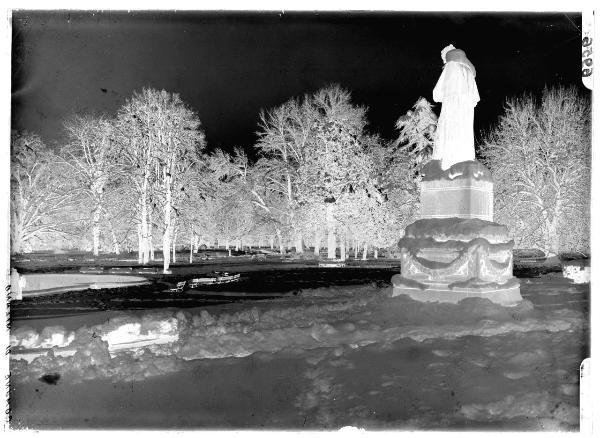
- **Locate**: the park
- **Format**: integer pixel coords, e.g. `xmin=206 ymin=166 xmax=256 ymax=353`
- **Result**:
xmin=7 ymin=11 xmax=592 ymax=431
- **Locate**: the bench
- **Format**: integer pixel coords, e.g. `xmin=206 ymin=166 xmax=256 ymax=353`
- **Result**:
xmin=79 ymin=266 xmax=104 ymax=274
xmin=169 ymin=281 xmax=187 ymax=293
xmin=136 ymin=267 xmax=159 ymax=274
xmin=108 ymin=267 xmax=133 ymax=274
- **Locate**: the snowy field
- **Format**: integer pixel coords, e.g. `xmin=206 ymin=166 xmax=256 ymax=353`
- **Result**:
xmin=9 ymin=267 xmax=588 ymax=430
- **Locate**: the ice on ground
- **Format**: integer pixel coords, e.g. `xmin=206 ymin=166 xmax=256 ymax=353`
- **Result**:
xmin=19 ymin=273 xmax=150 ymax=296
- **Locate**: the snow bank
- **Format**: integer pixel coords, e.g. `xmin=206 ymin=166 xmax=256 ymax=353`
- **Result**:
xmin=11 ymin=326 xmax=74 ymax=349
xmin=10 ymin=281 xmax=586 ymax=387
xmin=403 ymin=218 xmax=509 ymax=243
xmin=11 ymin=339 xmax=184 ymax=385
xmin=421 ymin=159 xmax=493 ymax=182
xmin=176 ymin=295 xmax=582 ymax=360
xmin=98 ymin=313 xmax=180 ymax=352
xmin=562 ymin=262 xmax=591 ymax=284
xmin=11 ymin=312 xmax=180 ymax=354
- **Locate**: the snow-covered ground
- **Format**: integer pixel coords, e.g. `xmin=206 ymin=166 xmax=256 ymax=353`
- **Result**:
xmin=9 ymin=273 xmax=588 ymax=430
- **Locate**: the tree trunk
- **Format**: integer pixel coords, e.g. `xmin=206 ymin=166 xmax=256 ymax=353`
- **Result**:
xmin=172 ymin=229 xmax=177 ymax=263
xmin=546 ymin=218 xmax=560 ymax=256
xmin=295 ymin=235 xmax=304 ymax=254
xmin=276 ymin=228 xmax=285 ymax=255
xmin=162 ymin=227 xmax=171 ymax=273
xmin=313 ymin=231 xmax=321 ymax=256
xmin=139 ymin=181 xmax=150 ymax=264
xmin=149 ymin=233 xmax=155 ymax=261
xmin=148 ymin=208 xmax=155 ymax=261
xmin=354 ymin=238 xmax=359 ymax=259
xmin=12 ymin=237 xmax=22 ymax=254
xmin=327 ymin=232 xmax=336 ymax=260
xmin=162 ymin=168 xmax=173 ymax=274
xmin=270 ymin=236 xmax=274 ymax=250
xmin=189 ymin=232 xmax=194 ymax=264
xmin=543 ymin=202 xmax=561 ymax=257
xmin=11 ymin=213 xmax=23 ymax=254
xmin=194 ymin=235 xmax=200 ymax=253
xmin=92 ymin=204 xmax=101 ymax=257
xmin=374 ymin=248 xmax=378 ymax=259
xmin=137 ymin=223 xmax=144 ymax=264
xmin=326 ymin=203 xmax=336 ymax=259
xmin=340 ymin=237 xmax=346 ymax=261
xmin=225 ymin=239 xmax=229 ymax=250
xmin=110 ymin=227 xmax=120 ymax=255
xmin=362 ymin=242 xmax=368 ymax=260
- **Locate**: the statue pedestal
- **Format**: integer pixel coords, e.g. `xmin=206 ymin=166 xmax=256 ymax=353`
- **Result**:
xmin=391 ymin=160 xmax=522 ymax=306
xmin=421 ymin=176 xmax=493 ymax=222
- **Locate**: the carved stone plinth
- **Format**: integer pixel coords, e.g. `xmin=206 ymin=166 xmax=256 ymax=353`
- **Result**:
xmin=420 ymin=160 xmax=494 ymax=221
xmin=421 ymin=176 xmax=493 ymax=221
xmin=392 ymin=161 xmax=522 ymax=306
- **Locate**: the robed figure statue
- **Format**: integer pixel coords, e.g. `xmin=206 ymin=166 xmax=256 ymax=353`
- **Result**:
xmin=432 ymin=44 xmax=480 ymax=170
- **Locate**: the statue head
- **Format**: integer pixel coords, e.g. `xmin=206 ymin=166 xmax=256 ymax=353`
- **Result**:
xmin=440 ymin=44 xmax=456 ymax=63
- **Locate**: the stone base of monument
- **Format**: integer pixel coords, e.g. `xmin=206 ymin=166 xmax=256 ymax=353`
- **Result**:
xmin=391 ymin=274 xmax=522 ymax=305
xmin=391 ymin=160 xmax=522 ymax=307
xmin=419 ymin=160 xmax=495 ymax=221
xmin=391 ymin=218 xmax=522 ymax=306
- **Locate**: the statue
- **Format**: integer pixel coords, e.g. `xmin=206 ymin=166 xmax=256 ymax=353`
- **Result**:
xmin=432 ymin=44 xmax=480 ymax=170
xmin=390 ymin=45 xmax=522 ymax=306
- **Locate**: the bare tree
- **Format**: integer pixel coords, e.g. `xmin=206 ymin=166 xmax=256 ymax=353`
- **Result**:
xmin=150 ymin=91 xmax=205 ymax=272
xmin=297 ymin=85 xmax=380 ymax=259
xmin=255 ymin=95 xmax=318 ymax=253
xmin=255 ymin=85 xmax=394 ymax=260
xmin=116 ymin=97 xmax=155 ymax=264
xmin=480 ymin=87 xmax=591 ymax=255
xmin=60 ymin=114 xmax=120 ymax=256
xmin=10 ymin=132 xmax=80 ymax=253
xmin=101 ymin=184 xmax=139 ymax=255
xmin=116 ymin=88 xmax=206 ymax=270
xmin=202 ymin=149 xmax=257 ymax=252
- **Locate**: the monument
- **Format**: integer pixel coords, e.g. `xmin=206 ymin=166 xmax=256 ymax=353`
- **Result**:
xmin=391 ymin=45 xmax=522 ymax=306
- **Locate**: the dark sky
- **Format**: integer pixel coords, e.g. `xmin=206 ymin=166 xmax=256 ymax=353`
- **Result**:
xmin=11 ymin=11 xmax=586 ymax=155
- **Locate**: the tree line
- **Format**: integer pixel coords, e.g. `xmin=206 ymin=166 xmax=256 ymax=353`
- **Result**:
xmin=10 ymin=85 xmax=590 ymax=271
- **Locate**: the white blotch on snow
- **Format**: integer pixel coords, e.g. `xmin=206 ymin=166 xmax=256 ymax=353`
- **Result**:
xmin=338 ymin=426 xmax=366 ymax=432
xmin=562 ymin=264 xmax=590 ymax=284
